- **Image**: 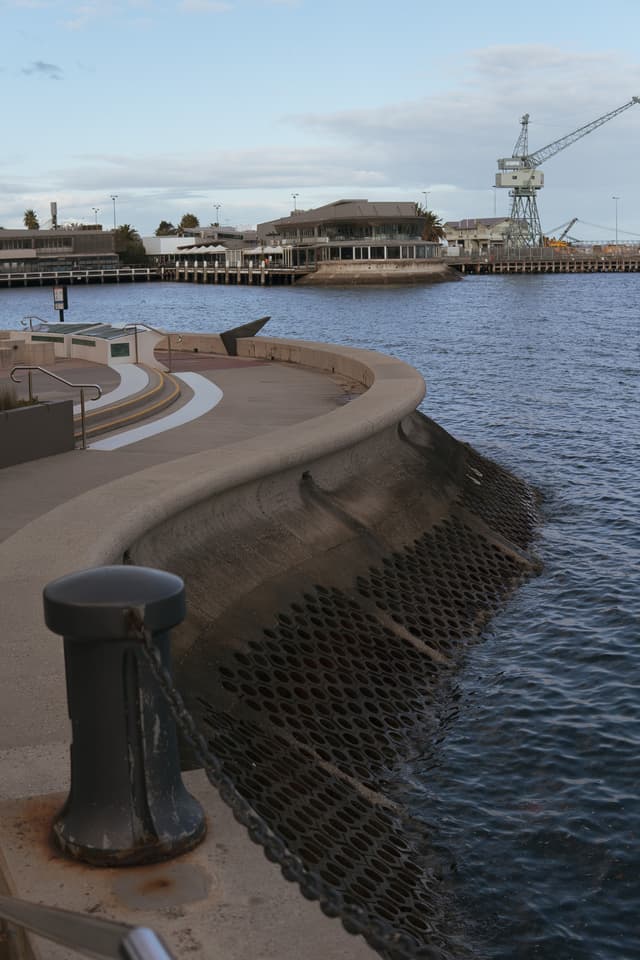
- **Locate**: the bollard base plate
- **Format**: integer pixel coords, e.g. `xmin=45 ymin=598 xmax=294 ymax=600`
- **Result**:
xmin=51 ymin=818 xmax=207 ymax=868
xmin=0 ymin=771 xmax=376 ymax=960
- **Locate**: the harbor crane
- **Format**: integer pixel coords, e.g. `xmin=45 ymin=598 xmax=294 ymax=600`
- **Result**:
xmin=496 ymin=96 xmax=640 ymax=247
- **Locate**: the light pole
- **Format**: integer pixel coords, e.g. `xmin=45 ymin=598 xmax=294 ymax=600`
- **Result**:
xmin=110 ymin=195 xmax=118 ymax=230
xmin=214 ymin=203 xmax=221 ymax=225
xmin=612 ymin=195 xmax=620 ymax=245
xmin=291 ymin=193 xmax=299 ymax=212
xmin=92 ymin=207 xmax=100 ymax=225
xmin=422 ymin=190 xmax=429 ymax=212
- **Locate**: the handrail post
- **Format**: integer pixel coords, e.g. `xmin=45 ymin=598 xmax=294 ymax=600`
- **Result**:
xmin=79 ymin=388 xmax=87 ymax=450
xmin=43 ymin=565 xmax=206 ymax=866
xmin=10 ymin=367 xmax=101 ymax=450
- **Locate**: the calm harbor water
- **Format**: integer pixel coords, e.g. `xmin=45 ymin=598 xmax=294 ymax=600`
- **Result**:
xmin=1 ymin=276 xmax=638 ymax=959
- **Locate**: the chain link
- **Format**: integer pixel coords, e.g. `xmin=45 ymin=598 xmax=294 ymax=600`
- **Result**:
xmin=127 ymin=609 xmax=436 ymax=960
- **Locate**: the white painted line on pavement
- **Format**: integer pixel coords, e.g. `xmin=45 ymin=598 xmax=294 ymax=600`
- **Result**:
xmin=89 ymin=372 xmax=223 ymax=451
xmin=73 ymin=364 xmax=150 ymax=413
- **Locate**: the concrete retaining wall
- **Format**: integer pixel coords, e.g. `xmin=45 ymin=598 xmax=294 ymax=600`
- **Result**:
xmin=156 ymin=332 xmax=226 ymax=354
xmin=297 ymin=259 xmax=461 ymax=285
xmin=0 ymin=340 xmax=56 ymax=368
xmin=0 ymin=338 xmax=426 ymax=751
xmin=0 ymin=400 xmax=74 ymax=468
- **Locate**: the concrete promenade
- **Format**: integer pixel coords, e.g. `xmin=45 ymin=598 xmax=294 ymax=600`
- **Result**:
xmin=0 ymin=337 xmax=426 ymax=960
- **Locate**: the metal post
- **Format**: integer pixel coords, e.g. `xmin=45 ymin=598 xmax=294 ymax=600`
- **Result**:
xmin=27 ymin=369 xmax=33 ymax=404
xmin=43 ymin=566 xmax=206 ymax=867
xmin=79 ymin=388 xmax=87 ymax=449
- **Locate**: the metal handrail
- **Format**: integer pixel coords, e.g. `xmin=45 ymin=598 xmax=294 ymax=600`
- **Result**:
xmin=20 ymin=315 xmax=46 ymax=332
xmin=124 ymin=322 xmax=182 ymax=372
xmin=10 ymin=365 xmax=102 ymax=450
xmin=0 ymin=893 xmax=175 ymax=960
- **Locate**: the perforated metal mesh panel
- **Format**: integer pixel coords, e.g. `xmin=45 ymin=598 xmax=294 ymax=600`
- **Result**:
xmin=201 ymin=711 xmax=454 ymax=951
xmin=460 ymin=447 xmax=539 ymax=550
xmin=188 ymin=445 xmax=539 ymax=957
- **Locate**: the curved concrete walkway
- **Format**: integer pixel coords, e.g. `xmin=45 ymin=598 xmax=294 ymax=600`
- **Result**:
xmin=72 ymin=363 xmax=150 ymax=414
xmin=0 ymin=337 xmax=426 ymax=960
xmin=89 ymin=372 xmax=224 ymax=450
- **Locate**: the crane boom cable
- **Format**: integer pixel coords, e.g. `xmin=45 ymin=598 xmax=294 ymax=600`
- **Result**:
xmin=526 ymin=96 xmax=640 ymax=167
xmin=575 ymin=218 xmax=640 ymax=239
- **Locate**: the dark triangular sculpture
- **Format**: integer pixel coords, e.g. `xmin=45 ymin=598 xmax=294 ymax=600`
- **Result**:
xmin=220 ymin=316 xmax=270 ymax=356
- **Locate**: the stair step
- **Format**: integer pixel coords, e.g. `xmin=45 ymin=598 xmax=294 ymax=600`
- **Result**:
xmin=74 ymin=369 xmax=181 ymax=442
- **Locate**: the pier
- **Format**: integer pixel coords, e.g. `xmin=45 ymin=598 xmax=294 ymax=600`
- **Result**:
xmin=449 ymin=250 xmax=640 ymax=274
xmin=169 ymin=262 xmax=310 ymax=285
xmin=0 ymin=265 xmax=160 ymax=288
xmin=2 ymin=252 xmax=640 ymax=292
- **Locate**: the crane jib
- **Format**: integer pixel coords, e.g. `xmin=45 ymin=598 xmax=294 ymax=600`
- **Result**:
xmin=495 ymin=96 xmax=640 ymax=247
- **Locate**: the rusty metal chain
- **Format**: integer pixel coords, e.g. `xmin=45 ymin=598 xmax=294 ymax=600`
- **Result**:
xmin=127 ymin=609 xmax=438 ymax=960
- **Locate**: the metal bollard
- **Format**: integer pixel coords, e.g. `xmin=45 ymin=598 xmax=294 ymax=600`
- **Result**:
xmin=43 ymin=565 xmax=206 ymax=867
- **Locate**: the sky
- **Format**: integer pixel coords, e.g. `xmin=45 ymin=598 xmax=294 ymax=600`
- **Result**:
xmin=2 ymin=0 xmax=640 ymax=241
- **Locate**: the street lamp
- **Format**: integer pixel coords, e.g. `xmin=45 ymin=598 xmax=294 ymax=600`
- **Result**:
xmin=110 ymin=195 xmax=118 ymax=230
xmin=92 ymin=207 xmax=100 ymax=225
xmin=214 ymin=203 xmax=221 ymax=225
xmin=291 ymin=193 xmax=299 ymax=212
xmin=422 ymin=190 xmax=429 ymax=212
xmin=612 ymin=195 xmax=620 ymax=245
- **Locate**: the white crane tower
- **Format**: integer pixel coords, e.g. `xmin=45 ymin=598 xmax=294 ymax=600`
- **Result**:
xmin=496 ymin=96 xmax=640 ymax=247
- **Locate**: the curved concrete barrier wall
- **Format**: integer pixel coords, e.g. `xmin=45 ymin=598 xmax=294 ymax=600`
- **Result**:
xmin=0 ymin=335 xmax=541 ymax=958
xmin=0 ymin=338 xmax=426 ymax=750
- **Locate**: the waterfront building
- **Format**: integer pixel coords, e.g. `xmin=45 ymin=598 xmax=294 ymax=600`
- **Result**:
xmin=0 ymin=226 xmax=118 ymax=275
xmin=443 ymin=217 xmax=512 ymax=255
xmin=257 ymin=199 xmax=440 ymax=266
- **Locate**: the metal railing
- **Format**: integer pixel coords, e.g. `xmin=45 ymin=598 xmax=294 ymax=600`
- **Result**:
xmin=123 ymin=322 xmax=182 ymax=371
xmin=0 ymin=894 xmax=175 ymax=959
xmin=19 ymin=316 xmax=46 ymax=332
xmin=10 ymin=365 xmax=102 ymax=450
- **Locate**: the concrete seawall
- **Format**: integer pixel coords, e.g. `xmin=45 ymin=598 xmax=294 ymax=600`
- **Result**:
xmin=295 ymin=260 xmax=461 ymax=284
xmin=0 ymin=337 xmax=540 ymax=959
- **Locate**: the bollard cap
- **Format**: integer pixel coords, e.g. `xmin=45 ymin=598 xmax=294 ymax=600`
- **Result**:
xmin=43 ymin=565 xmax=186 ymax=641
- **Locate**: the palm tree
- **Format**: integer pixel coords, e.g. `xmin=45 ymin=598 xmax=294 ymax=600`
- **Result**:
xmin=23 ymin=209 xmax=39 ymax=230
xmin=421 ymin=210 xmax=445 ymax=243
xmin=114 ymin=224 xmax=147 ymax=265
xmin=155 ymin=220 xmax=176 ymax=236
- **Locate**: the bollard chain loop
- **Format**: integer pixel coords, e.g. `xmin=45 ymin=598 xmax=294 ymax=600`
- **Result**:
xmin=127 ymin=609 xmax=428 ymax=960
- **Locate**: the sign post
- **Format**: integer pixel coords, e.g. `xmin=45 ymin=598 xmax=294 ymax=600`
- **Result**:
xmin=53 ymin=285 xmax=68 ymax=323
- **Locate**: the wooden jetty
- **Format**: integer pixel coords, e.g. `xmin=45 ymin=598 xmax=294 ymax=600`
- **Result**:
xmin=449 ymin=251 xmax=640 ymax=275
xmin=0 ymin=266 xmax=160 ymax=289
xmin=169 ymin=263 xmax=310 ymax=285
xmin=2 ymin=252 xmax=640 ymax=290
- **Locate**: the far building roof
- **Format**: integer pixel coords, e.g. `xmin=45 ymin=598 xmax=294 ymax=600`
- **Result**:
xmin=276 ymin=199 xmax=421 ymax=225
xmin=444 ymin=217 xmax=511 ymax=230
xmin=258 ymin=199 xmax=425 ymax=242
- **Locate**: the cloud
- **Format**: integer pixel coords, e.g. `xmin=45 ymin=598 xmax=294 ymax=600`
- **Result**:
xmin=287 ymin=46 xmax=640 ymax=188
xmin=9 ymin=1 xmax=56 ymax=7
xmin=63 ymin=2 xmax=104 ymax=30
xmin=22 ymin=60 xmax=63 ymax=80
xmin=179 ymin=0 xmax=233 ymax=11
xmin=51 ymin=144 xmax=384 ymax=192
xmin=5 ymin=44 xmax=640 ymax=236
